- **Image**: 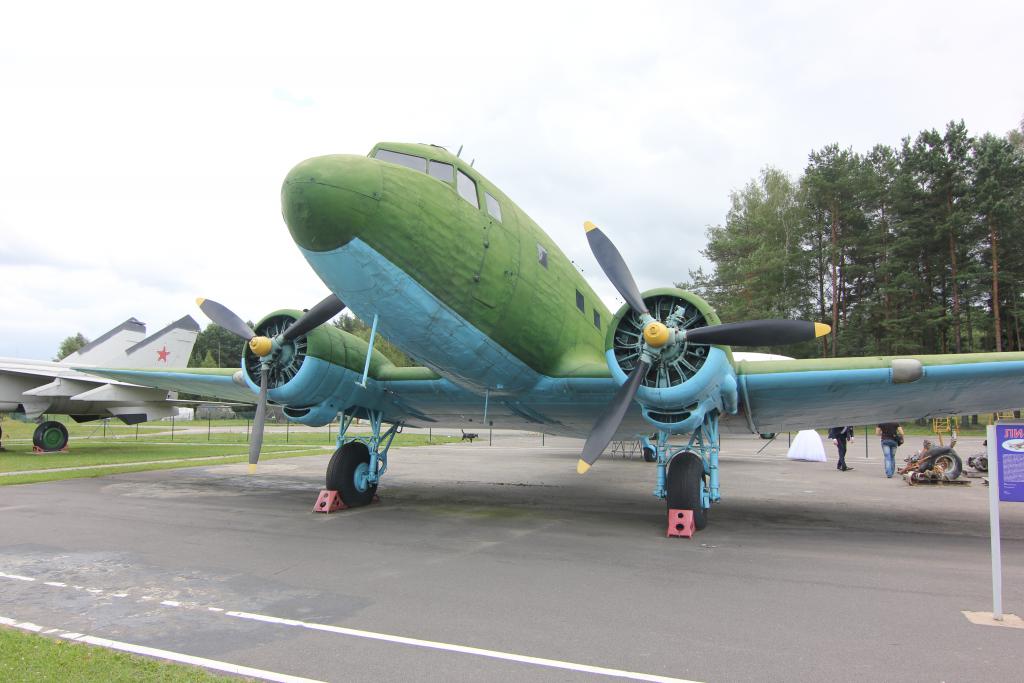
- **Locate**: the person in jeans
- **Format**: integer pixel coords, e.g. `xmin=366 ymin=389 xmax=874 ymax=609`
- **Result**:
xmin=828 ymin=426 xmax=855 ymax=471
xmin=876 ymin=422 xmax=905 ymax=478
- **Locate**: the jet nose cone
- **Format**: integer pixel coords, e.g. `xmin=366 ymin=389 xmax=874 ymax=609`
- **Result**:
xmin=282 ymin=155 xmax=383 ymax=252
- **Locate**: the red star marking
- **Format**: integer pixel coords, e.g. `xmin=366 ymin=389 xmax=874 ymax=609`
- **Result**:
xmin=156 ymin=345 xmax=170 ymax=362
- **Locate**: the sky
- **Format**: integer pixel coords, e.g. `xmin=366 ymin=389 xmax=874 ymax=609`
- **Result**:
xmin=1 ymin=0 xmax=1022 ymax=359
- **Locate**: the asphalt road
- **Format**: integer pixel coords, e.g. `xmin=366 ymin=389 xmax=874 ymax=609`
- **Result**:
xmin=1 ymin=433 xmax=1021 ymax=682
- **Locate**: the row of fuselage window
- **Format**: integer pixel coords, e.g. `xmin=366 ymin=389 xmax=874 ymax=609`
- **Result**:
xmin=374 ymin=149 xmax=600 ymax=331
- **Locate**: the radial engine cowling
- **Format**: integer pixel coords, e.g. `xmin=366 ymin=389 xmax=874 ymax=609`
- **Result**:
xmin=241 ymin=309 xmax=392 ymax=426
xmin=605 ymin=288 xmax=738 ymax=433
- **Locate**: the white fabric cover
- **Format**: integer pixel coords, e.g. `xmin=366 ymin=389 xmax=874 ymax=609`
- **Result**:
xmin=786 ymin=429 xmax=827 ymax=462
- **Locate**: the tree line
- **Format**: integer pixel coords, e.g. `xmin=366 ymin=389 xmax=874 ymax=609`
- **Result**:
xmin=682 ymin=119 xmax=1024 ymax=358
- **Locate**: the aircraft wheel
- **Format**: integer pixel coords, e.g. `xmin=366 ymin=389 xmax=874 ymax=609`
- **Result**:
xmin=642 ymin=445 xmax=657 ymax=462
xmin=326 ymin=441 xmax=377 ymax=506
xmin=927 ymin=450 xmax=963 ymax=480
xmin=33 ymin=421 xmax=69 ymax=452
xmin=921 ymin=448 xmax=958 ymax=481
xmin=666 ymin=451 xmax=708 ymax=530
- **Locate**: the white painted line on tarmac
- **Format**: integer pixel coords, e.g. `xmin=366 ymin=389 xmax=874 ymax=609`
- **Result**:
xmin=44 ymin=581 xmax=66 ymax=587
xmin=227 ymin=610 xmax=701 ymax=683
xmin=0 ymin=572 xmax=35 ymax=582
xmin=1 ymin=570 xmax=701 ymax=682
xmin=0 ymin=614 xmax=325 ymax=683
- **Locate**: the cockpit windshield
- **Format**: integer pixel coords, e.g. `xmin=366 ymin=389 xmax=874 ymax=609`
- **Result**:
xmin=374 ymin=149 xmax=427 ymax=173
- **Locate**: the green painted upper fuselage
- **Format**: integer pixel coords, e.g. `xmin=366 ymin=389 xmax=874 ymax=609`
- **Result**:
xmin=282 ymin=143 xmax=611 ymax=378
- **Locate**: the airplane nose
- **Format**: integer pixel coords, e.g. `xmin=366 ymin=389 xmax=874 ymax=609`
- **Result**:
xmin=281 ymin=155 xmax=383 ymax=252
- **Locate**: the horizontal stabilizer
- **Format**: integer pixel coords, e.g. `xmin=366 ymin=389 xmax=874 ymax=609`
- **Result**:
xmin=23 ymin=377 xmax=99 ymax=398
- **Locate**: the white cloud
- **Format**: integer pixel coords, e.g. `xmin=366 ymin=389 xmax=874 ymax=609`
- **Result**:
xmin=1 ymin=0 xmax=1022 ymax=358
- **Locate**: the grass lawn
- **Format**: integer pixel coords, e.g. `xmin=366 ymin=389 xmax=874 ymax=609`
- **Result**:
xmin=0 ymin=441 xmax=322 ymax=474
xmin=0 ymin=627 xmax=245 ymax=682
xmin=0 ymin=426 xmax=461 ymax=485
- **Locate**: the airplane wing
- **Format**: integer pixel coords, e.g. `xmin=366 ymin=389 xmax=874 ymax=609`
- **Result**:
xmin=78 ymin=367 xmax=258 ymax=404
xmin=736 ymin=351 xmax=1024 ymax=433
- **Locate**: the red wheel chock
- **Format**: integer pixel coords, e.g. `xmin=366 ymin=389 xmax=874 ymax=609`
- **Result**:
xmin=312 ymin=490 xmax=381 ymax=513
xmin=667 ymin=509 xmax=695 ymax=538
xmin=313 ymin=490 xmax=348 ymax=513
xmin=32 ymin=446 xmax=68 ymax=454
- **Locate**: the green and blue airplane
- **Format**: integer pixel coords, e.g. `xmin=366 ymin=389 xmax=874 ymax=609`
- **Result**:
xmin=88 ymin=142 xmax=1024 ymax=530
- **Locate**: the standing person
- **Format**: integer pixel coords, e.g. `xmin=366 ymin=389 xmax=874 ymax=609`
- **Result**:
xmin=828 ymin=426 xmax=855 ymax=471
xmin=876 ymin=422 xmax=905 ymax=478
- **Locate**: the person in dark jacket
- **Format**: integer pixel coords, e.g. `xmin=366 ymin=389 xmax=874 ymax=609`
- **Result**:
xmin=876 ymin=422 xmax=905 ymax=478
xmin=828 ymin=426 xmax=855 ymax=471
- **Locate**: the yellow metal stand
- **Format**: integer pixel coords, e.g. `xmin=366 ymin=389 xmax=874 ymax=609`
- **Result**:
xmin=931 ymin=417 xmax=955 ymax=446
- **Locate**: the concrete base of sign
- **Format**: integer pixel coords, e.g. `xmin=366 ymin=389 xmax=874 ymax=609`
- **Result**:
xmin=961 ymin=611 xmax=1024 ymax=629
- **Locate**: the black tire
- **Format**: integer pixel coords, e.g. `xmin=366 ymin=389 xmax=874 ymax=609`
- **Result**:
xmin=759 ymin=432 xmax=776 ymax=440
xmin=32 ymin=421 xmax=69 ymax=452
xmin=326 ymin=442 xmax=377 ymax=506
xmin=925 ymin=449 xmax=963 ymax=480
xmin=642 ymin=446 xmax=657 ymax=462
xmin=665 ymin=451 xmax=708 ymax=530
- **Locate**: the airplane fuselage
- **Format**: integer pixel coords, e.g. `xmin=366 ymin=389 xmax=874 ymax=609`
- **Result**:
xmin=281 ymin=143 xmax=614 ymax=396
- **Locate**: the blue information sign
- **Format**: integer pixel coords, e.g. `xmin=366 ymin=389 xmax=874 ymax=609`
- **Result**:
xmin=995 ymin=424 xmax=1024 ymax=503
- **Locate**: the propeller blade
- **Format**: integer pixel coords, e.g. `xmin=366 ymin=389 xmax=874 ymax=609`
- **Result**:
xmin=248 ymin=364 xmax=269 ymax=472
xmin=281 ymin=294 xmax=346 ymax=341
xmin=578 ymin=359 xmax=650 ymax=473
xmin=196 ymin=298 xmax=256 ymax=341
xmin=684 ymin=320 xmax=831 ymax=347
xmin=584 ymin=222 xmax=648 ymax=316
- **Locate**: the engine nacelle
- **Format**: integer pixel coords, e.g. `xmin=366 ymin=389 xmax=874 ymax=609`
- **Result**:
xmin=605 ymin=288 xmax=738 ymax=433
xmin=241 ymin=309 xmax=394 ymax=426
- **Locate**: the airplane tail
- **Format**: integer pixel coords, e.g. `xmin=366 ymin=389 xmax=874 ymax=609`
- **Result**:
xmin=60 ymin=318 xmax=147 ymax=366
xmin=121 ymin=315 xmax=201 ymax=369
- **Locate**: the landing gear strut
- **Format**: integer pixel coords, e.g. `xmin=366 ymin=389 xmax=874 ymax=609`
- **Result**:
xmin=652 ymin=412 xmax=720 ymax=531
xmin=326 ymin=410 xmax=401 ymax=507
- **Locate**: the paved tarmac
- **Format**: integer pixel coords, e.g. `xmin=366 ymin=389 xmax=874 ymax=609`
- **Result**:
xmin=1 ymin=432 xmax=1021 ymax=682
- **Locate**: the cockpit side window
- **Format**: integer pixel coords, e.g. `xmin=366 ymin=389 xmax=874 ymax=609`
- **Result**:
xmin=374 ymin=149 xmax=427 ymax=173
xmin=457 ymin=170 xmax=479 ymax=208
xmin=484 ymin=192 xmax=502 ymax=222
xmin=428 ymin=160 xmax=454 ymax=183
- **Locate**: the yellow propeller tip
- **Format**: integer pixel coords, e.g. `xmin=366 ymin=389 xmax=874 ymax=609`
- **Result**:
xmin=195 ymin=297 xmax=206 ymax=306
xmin=583 ymin=221 xmax=597 ymax=233
xmin=814 ymin=322 xmax=832 ymax=337
xmin=576 ymin=459 xmax=591 ymax=474
xmin=247 ymin=463 xmax=257 ymax=474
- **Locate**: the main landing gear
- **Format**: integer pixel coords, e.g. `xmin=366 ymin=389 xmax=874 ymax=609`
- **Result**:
xmin=326 ymin=410 xmax=401 ymax=507
xmin=652 ymin=412 xmax=720 ymax=530
xmin=33 ymin=420 xmax=69 ymax=452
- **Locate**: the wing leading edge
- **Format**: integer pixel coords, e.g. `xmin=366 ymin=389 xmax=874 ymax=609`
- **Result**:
xmin=79 ymin=368 xmax=257 ymax=404
xmin=737 ymin=352 xmax=1024 ymax=433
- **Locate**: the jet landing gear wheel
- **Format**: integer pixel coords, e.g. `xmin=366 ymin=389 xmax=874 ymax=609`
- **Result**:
xmin=326 ymin=442 xmax=377 ymax=507
xmin=33 ymin=421 xmax=69 ymax=452
xmin=666 ymin=451 xmax=708 ymax=530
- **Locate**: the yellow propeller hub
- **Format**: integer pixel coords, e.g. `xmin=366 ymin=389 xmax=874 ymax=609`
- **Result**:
xmin=249 ymin=336 xmax=273 ymax=357
xmin=643 ymin=321 xmax=670 ymax=348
